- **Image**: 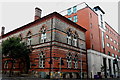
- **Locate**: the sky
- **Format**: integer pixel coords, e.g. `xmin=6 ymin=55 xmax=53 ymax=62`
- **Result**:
xmin=0 ymin=0 xmax=119 ymax=35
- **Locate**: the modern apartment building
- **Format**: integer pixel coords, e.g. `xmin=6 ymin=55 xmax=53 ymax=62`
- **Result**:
xmin=60 ymin=2 xmax=120 ymax=78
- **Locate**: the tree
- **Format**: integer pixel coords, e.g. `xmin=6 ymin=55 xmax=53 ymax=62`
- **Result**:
xmin=2 ymin=37 xmax=31 ymax=76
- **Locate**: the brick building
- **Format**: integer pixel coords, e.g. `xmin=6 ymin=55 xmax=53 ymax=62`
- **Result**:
xmin=60 ymin=2 xmax=120 ymax=78
xmin=1 ymin=8 xmax=87 ymax=78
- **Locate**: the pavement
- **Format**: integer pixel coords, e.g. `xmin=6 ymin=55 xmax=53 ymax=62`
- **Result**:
xmin=1 ymin=77 xmax=120 ymax=80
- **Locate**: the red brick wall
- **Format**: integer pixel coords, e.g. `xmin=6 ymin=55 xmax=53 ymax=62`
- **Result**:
xmin=65 ymin=7 xmax=101 ymax=52
xmin=104 ymin=23 xmax=119 ymax=57
xmin=29 ymin=44 xmax=87 ymax=73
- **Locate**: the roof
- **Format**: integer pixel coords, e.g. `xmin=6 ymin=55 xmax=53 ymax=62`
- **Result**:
xmin=105 ymin=21 xmax=119 ymax=36
xmin=2 ymin=12 xmax=86 ymax=38
xmin=93 ymin=6 xmax=105 ymax=14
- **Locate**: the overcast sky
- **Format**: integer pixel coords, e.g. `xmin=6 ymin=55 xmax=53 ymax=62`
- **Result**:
xmin=0 ymin=0 xmax=119 ymax=35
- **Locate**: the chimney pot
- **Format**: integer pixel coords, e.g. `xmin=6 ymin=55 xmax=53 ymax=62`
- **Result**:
xmin=35 ymin=7 xmax=42 ymax=20
xmin=1 ymin=26 xmax=5 ymax=36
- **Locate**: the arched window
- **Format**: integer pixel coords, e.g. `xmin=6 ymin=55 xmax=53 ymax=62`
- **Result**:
xmin=72 ymin=31 xmax=78 ymax=47
xmin=66 ymin=53 xmax=72 ymax=68
xmin=74 ymin=54 xmax=78 ymax=69
xmin=26 ymin=31 xmax=32 ymax=45
xmin=4 ymin=61 xmax=8 ymax=69
xmin=67 ymin=28 xmax=72 ymax=45
xmin=19 ymin=34 xmax=22 ymax=41
xmin=39 ymin=51 xmax=45 ymax=68
xmin=13 ymin=61 xmax=16 ymax=69
xmin=40 ymin=26 xmax=46 ymax=43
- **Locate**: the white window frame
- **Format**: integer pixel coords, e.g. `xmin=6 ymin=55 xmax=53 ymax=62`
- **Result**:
xmin=67 ymin=53 xmax=72 ymax=68
xmin=67 ymin=36 xmax=72 ymax=45
xmin=111 ymin=45 xmax=114 ymax=49
xmin=106 ymin=35 xmax=109 ymax=39
xmin=27 ymin=37 xmax=31 ymax=45
xmin=110 ymin=38 xmax=113 ymax=42
xmin=73 ymin=6 xmax=77 ymax=13
xmin=41 ymin=33 xmax=46 ymax=43
xmin=4 ymin=61 xmax=8 ymax=69
xmin=39 ymin=53 xmax=45 ymax=68
xmin=74 ymin=61 xmax=78 ymax=69
xmin=67 ymin=60 xmax=72 ymax=68
xmin=114 ymin=40 xmax=116 ymax=44
xmin=73 ymin=15 xmax=78 ymax=22
xmin=67 ymin=8 xmax=72 ymax=15
xmin=107 ymin=43 xmax=110 ymax=47
xmin=73 ymin=38 xmax=77 ymax=47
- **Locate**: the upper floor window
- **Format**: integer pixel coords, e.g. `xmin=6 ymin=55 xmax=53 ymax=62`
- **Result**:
xmin=101 ymin=22 xmax=103 ymax=28
xmin=73 ymin=6 xmax=77 ymax=13
xmin=100 ymin=14 xmax=103 ymax=21
xmin=90 ymin=23 xmax=92 ymax=28
xmin=107 ymin=43 xmax=110 ymax=47
xmin=66 ymin=53 xmax=72 ymax=68
xmin=73 ymin=38 xmax=77 ymax=47
xmin=111 ymin=45 xmax=114 ymax=49
xmin=91 ymin=33 xmax=93 ymax=39
xmin=118 ymin=50 xmax=120 ymax=53
xmin=26 ymin=31 xmax=32 ymax=46
xmin=113 ymin=40 xmax=116 ymax=44
xmin=39 ymin=51 xmax=45 ymax=68
xmin=114 ymin=47 xmax=117 ymax=51
xmin=67 ymin=8 xmax=72 ymax=15
xmin=19 ymin=34 xmax=22 ymax=41
xmin=94 ymin=8 xmax=98 ymax=11
xmin=117 ymin=42 xmax=119 ymax=45
xmin=106 ymin=35 xmax=109 ymax=39
xmin=110 ymin=38 xmax=113 ymax=42
xmin=67 ymin=28 xmax=72 ymax=45
xmin=72 ymin=31 xmax=78 ymax=47
xmin=73 ymin=15 xmax=78 ymax=22
xmin=40 ymin=26 xmax=46 ymax=43
xmin=68 ymin=17 xmax=72 ymax=21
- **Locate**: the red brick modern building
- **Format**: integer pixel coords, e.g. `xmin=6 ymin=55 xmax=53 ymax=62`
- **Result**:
xmin=1 ymin=8 xmax=87 ymax=78
xmin=60 ymin=2 xmax=120 ymax=78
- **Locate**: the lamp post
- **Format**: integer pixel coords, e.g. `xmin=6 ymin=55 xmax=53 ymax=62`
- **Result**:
xmin=80 ymin=43 xmax=83 ymax=79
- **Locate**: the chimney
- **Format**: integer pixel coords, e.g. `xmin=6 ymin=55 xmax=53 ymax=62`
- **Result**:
xmin=1 ymin=26 xmax=5 ymax=36
xmin=34 ymin=7 xmax=42 ymax=20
